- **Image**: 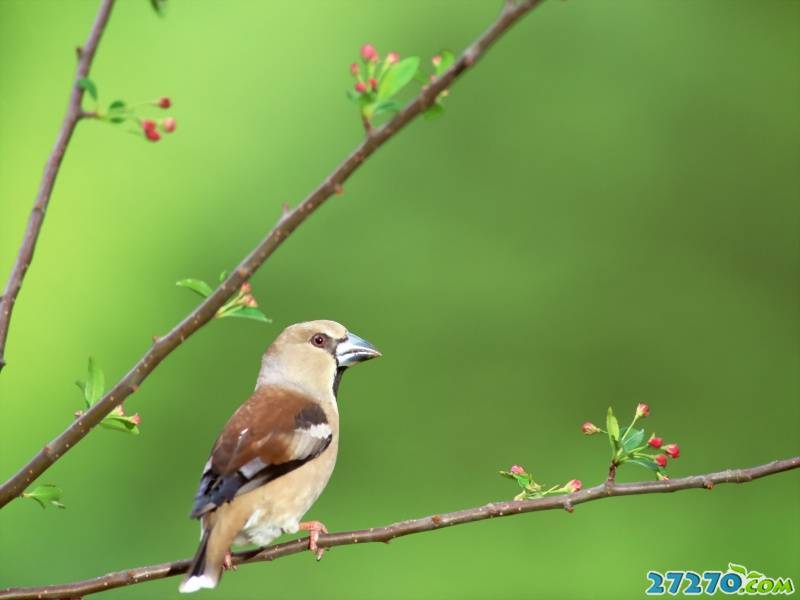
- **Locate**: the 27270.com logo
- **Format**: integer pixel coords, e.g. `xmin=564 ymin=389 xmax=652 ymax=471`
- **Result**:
xmin=646 ymin=563 xmax=795 ymax=596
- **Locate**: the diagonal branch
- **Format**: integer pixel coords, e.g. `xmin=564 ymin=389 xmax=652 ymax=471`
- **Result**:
xmin=0 ymin=0 xmax=116 ymax=374
xmin=1 ymin=456 xmax=796 ymax=599
xmin=0 ymin=0 xmax=544 ymax=508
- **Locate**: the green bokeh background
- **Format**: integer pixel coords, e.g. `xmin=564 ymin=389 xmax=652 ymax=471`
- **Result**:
xmin=1 ymin=1 xmax=798 ymax=598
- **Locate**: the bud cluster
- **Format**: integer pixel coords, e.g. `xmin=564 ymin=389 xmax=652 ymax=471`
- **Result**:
xmin=350 ymin=43 xmax=400 ymax=98
xmin=500 ymin=465 xmax=582 ymax=501
xmin=582 ymin=404 xmax=681 ymax=479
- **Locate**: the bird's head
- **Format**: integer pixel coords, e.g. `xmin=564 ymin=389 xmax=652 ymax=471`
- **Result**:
xmin=257 ymin=320 xmax=381 ymax=397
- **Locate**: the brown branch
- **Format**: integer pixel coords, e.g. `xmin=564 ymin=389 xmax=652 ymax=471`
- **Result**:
xmin=1 ymin=456 xmax=797 ymax=599
xmin=0 ymin=0 xmax=544 ymax=508
xmin=0 ymin=0 xmax=116 ymax=374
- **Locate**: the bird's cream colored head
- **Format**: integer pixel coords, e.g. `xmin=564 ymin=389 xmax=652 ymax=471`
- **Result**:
xmin=256 ymin=320 xmax=380 ymax=399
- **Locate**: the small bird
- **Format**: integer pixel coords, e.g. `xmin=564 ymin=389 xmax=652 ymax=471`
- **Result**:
xmin=179 ymin=320 xmax=380 ymax=593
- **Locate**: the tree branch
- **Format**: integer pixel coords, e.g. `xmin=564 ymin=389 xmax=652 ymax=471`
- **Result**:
xmin=0 ymin=0 xmax=115 ymax=374
xmin=1 ymin=456 xmax=796 ymax=599
xmin=0 ymin=0 xmax=544 ymax=508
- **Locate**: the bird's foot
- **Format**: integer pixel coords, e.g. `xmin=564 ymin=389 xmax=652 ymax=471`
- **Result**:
xmin=299 ymin=520 xmax=328 ymax=561
xmin=223 ymin=551 xmax=238 ymax=571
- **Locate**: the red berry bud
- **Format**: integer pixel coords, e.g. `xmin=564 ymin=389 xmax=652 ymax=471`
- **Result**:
xmin=432 ymin=54 xmax=442 ymax=66
xmin=386 ymin=51 xmax=399 ymax=64
xmin=350 ymin=62 xmax=359 ymax=76
xmin=130 ymin=413 xmax=141 ymax=426
xmin=360 ymin=43 xmax=377 ymax=62
xmin=158 ymin=97 xmax=171 ymax=109
xmin=162 ymin=117 xmax=177 ymax=133
xmin=509 ymin=465 xmax=525 ymax=475
xmin=369 ymin=77 xmax=378 ymax=91
xmin=636 ymin=403 xmax=650 ymax=418
xmin=566 ymin=479 xmax=582 ymax=492
xmin=144 ymin=128 xmax=161 ymax=142
xmin=655 ymin=454 xmax=667 ymax=468
xmin=581 ymin=422 xmax=600 ymax=435
xmin=354 ymin=81 xmax=367 ymax=93
xmin=141 ymin=119 xmax=157 ymax=132
xmin=240 ymin=282 xmax=252 ymax=294
xmin=648 ymin=436 xmax=663 ymax=449
xmin=664 ymin=443 xmax=680 ymax=459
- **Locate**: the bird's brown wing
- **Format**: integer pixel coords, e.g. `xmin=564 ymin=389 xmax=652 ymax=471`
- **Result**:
xmin=189 ymin=386 xmax=332 ymax=518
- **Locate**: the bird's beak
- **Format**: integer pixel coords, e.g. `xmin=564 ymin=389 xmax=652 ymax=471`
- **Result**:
xmin=336 ymin=332 xmax=381 ymax=367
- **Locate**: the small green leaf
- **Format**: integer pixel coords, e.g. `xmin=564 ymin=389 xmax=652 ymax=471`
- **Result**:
xmin=435 ymin=50 xmax=455 ymax=75
xmin=109 ymin=100 xmax=125 ymax=111
xmin=346 ymin=89 xmax=362 ymax=102
xmin=424 ymin=103 xmax=445 ymax=119
xmin=150 ymin=0 xmax=167 ymax=15
xmin=627 ymin=458 xmax=660 ymax=472
xmin=85 ymin=357 xmax=104 ymax=405
xmin=728 ymin=563 xmax=748 ymax=575
xmin=109 ymin=116 xmax=126 ymax=124
xmin=606 ymin=407 xmax=620 ymax=441
xmin=622 ymin=428 xmax=645 ymax=453
xmin=221 ymin=306 xmax=271 ymax=323
xmin=23 ymin=484 xmax=65 ymax=509
xmin=176 ymin=278 xmax=213 ymax=298
xmin=100 ymin=414 xmax=140 ymax=435
xmin=218 ymin=270 xmax=228 ymax=282
xmin=77 ymin=77 xmax=97 ymax=100
xmin=378 ymin=56 xmax=420 ymax=101
xmin=372 ymin=99 xmax=402 ymax=119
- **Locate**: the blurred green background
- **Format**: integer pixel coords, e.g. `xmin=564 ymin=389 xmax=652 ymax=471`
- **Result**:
xmin=1 ymin=1 xmax=798 ymax=598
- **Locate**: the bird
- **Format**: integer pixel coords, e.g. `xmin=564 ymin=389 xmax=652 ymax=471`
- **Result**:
xmin=178 ymin=320 xmax=380 ymax=593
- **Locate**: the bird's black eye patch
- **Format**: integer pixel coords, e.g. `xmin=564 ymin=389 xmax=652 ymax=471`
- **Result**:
xmin=310 ymin=333 xmax=327 ymax=348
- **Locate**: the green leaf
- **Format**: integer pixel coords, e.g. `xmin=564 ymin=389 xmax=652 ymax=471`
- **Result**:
xmin=150 ymin=0 xmax=167 ymax=15
xmin=435 ymin=50 xmax=455 ymax=75
xmin=109 ymin=100 xmax=125 ymax=111
xmin=606 ymin=407 xmax=620 ymax=441
xmin=346 ymin=89 xmax=362 ymax=102
xmin=23 ymin=484 xmax=65 ymax=509
xmin=85 ymin=357 xmax=104 ymax=405
xmin=221 ymin=306 xmax=271 ymax=323
xmin=100 ymin=414 xmax=140 ymax=435
xmin=77 ymin=77 xmax=97 ymax=100
xmin=378 ymin=56 xmax=420 ymax=101
xmin=176 ymin=278 xmax=213 ymax=298
xmin=627 ymin=458 xmax=660 ymax=472
xmin=424 ymin=103 xmax=445 ymax=119
xmin=218 ymin=270 xmax=228 ymax=282
xmin=372 ymin=99 xmax=402 ymax=119
xmin=728 ymin=563 xmax=748 ymax=575
xmin=109 ymin=116 xmax=126 ymax=124
xmin=622 ymin=428 xmax=645 ymax=453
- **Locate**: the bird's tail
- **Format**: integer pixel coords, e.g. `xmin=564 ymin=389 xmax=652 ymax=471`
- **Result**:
xmin=179 ymin=528 xmax=219 ymax=593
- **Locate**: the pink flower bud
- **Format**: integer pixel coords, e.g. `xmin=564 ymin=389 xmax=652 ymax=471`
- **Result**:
xmin=387 ymin=51 xmax=399 ymax=64
xmin=130 ymin=413 xmax=141 ymax=426
xmin=509 ymin=465 xmax=525 ymax=475
xmin=350 ymin=62 xmax=359 ymax=76
xmin=144 ymin=128 xmax=161 ymax=142
xmin=141 ymin=119 xmax=157 ymax=132
xmin=158 ymin=97 xmax=171 ymax=109
xmin=664 ymin=443 xmax=680 ymax=459
xmin=241 ymin=295 xmax=258 ymax=308
xmin=655 ymin=454 xmax=667 ymax=468
xmin=162 ymin=117 xmax=177 ymax=133
xmin=648 ymin=436 xmax=663 ymax=448
xmin=360 ymin=43 xmax=377 ymax=62
xmin=240 ymin=282 xmax=252 ymax=294
xmin=369 ymin=77 xmax=378 ymax=91
xmin=354 ymin=81 xmax=367 ymax=93
xmin=581 ymin=422 xmax=600 ymax=435
xmin=566 ymin=479 xmax=582 ymax=492
xmin=636 ymin=403 xmax=650 ymax=418
xmin=432 ymin=54 xmax=442 ymax=66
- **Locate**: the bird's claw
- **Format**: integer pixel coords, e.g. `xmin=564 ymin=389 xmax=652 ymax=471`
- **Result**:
xmin=299 ymin=520 xmax=328 ymax=561
xmin=223 ymin=551 xmax=238 ymax=571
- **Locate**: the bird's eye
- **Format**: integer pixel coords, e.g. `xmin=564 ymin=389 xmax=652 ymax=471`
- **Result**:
xmin=311 ymin=334 xmax=326 ymax=347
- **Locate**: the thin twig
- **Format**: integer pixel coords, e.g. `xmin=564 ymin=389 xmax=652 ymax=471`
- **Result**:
xmin=0 ymin=0 xmax=543 ymax=508
xmin=0 ymin=0 xmax=116 ymax=374
xmin=1 ymin=456 xmax=796 ymax=599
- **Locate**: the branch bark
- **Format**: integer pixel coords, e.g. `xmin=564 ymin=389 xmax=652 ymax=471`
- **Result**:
xmin=0 ymin=0 xmax=116 ymax=374
xmin=1 ymin=456 xmax=796 ymax=599
xmin=0 ymin=0 xmax=544 ymax=508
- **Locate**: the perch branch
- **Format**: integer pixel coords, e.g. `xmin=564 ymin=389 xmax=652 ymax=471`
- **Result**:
xmin=1 ymin=456 xmax=797 ymax=599
xmin=0 ymin=0 xmax=116 ymax=374
xmin=0 ymin=0 xmax=544 ymax=508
